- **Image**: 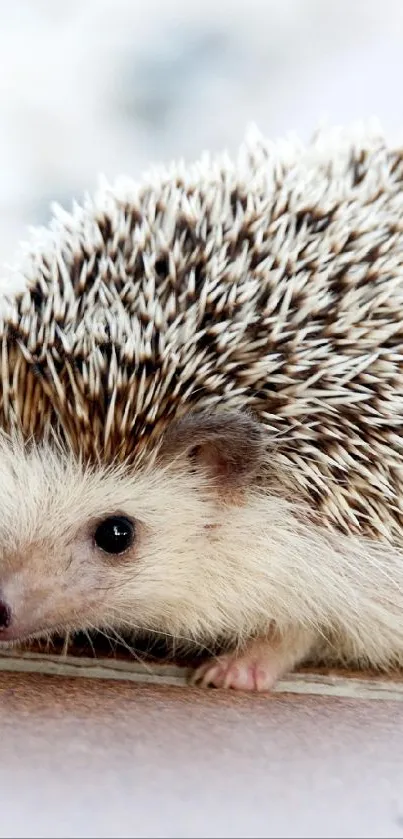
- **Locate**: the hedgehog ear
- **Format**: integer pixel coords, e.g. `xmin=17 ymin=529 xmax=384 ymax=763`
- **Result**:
xmin=158 ymin=410 xmax=265 ymax=491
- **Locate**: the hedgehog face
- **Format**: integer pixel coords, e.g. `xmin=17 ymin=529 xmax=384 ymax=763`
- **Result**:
xmin=0 ymin=412 xmax=272 ymax=647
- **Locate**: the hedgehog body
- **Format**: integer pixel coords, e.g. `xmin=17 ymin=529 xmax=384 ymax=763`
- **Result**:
xmin=1 ymin=125 xmax=403 ymax=688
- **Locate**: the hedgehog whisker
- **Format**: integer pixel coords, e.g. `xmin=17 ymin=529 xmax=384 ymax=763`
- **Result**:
xmin=105 ymin=611 xmax=218 ymax=657
xmin=98 ymin=624 xmax=154 ymax=672
xmin=60 ymin=630 xmax=71 ymax=658
xmin=81 ymin=627 xmax=97 ymax=658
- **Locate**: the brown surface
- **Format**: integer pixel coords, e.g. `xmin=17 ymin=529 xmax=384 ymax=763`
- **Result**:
xmin=0 ymin=671 xmax=403 ymax=838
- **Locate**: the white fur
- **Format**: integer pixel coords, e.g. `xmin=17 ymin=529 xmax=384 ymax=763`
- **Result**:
xmin=1 ymin=434 xmax=403 ymax=678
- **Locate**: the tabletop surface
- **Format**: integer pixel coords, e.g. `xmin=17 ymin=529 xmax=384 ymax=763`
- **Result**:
xmin=0 ymin=657 xmax=403 ymax=839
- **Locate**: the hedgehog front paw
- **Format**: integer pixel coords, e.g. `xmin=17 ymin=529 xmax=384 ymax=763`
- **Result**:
xmin=190 ymin=630 xmax=315 ymax=692
xmin=191 ymin=650 xmax=280 ymax=691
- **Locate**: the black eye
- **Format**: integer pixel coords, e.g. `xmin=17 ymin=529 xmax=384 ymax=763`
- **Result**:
xmin=94 ymin=516 xmax=136 ymax=555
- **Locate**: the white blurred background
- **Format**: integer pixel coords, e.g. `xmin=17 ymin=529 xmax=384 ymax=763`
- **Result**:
xmin=1 ymin=0 xmax=403 ymax=266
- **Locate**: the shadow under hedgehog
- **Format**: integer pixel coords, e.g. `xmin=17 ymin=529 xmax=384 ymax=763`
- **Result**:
xmin=0 ymin=123 xmax=403 ymax=691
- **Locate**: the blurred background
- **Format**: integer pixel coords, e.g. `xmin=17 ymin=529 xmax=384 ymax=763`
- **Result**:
xmin=1 ymin=0 xmax=403 ymax=266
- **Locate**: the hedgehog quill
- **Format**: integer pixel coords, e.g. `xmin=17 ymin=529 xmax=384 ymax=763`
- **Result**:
xmin=1 ymin=124 xmax=403 ymax=690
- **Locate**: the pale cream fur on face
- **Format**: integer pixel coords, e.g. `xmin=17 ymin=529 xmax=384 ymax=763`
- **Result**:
xmin=1 ymin=432 xmax=403 ymax=689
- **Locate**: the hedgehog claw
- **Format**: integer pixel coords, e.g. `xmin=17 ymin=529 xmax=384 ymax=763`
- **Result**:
xmin=191 ymin=649 xmax=280 ymax=692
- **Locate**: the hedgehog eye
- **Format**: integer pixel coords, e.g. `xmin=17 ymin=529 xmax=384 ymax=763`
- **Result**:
xmin=94 ymin=516 xmax=136 ymax=555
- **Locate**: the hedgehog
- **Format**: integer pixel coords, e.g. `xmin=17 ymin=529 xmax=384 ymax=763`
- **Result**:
xmin=1 ymin=123 xmax=403 ymax=691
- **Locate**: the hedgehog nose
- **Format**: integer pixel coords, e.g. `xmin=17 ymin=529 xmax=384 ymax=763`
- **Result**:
xmin=0 ymin=598 xmax=12 ymax=631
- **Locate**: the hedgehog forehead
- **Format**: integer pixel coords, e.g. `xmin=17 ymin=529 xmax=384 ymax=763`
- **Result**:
xmin=0 ymin=439 xmax=133 ymax=546
xmin=0 ymin=436 xmax=204 ymax=552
